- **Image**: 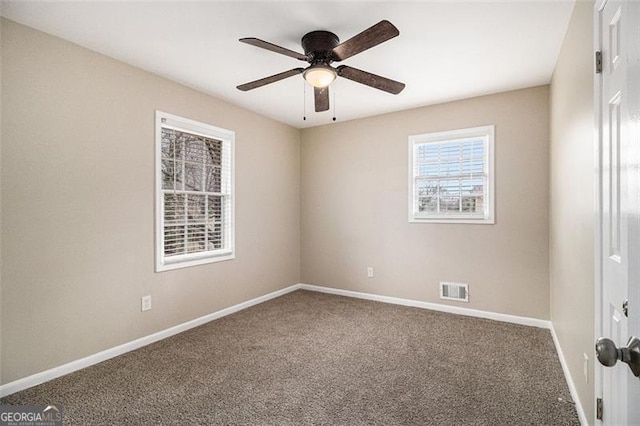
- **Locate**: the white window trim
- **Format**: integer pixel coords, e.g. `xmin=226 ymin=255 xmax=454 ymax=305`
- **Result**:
xmin=155 ymin=111 xmax=235 ymax=272
xmin=408 ymin=125 xmax=495 ymax=224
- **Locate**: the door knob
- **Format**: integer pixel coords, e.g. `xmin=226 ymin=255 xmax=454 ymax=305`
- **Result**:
xmin=595 ymin=336 xmax=640 ymax=377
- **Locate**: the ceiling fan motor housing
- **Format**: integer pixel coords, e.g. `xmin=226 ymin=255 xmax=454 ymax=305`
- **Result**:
xmin=301 ymin=31 xmax=339 ymax=63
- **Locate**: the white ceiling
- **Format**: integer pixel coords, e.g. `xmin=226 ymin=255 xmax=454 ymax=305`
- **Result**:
xmin=1 ymin=1 xmax=575 ymax=129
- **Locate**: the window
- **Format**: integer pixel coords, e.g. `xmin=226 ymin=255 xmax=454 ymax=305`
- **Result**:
xmin=409 ymin=125 xmax=494 ymax=224
xmin=155 ymin=111 xmax=235 ymax=271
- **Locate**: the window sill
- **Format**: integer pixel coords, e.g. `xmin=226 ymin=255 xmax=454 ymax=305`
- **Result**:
xmin=409 ymin=217 xmax=495 ymax=225
xmin=156 ymin=252 xmax=235 ymax=272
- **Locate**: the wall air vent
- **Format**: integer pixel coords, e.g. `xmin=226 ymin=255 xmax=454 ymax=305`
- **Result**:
xmin=439 ymin=282 xmax=469 ymax=302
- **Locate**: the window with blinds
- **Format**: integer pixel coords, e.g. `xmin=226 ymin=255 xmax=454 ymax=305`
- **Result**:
xmin=409 ymin=125 xmax=494 ymax=224
xmin=155 ymin=111 xmax=235 ymax=271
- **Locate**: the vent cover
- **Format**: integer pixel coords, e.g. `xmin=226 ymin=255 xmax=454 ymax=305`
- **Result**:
xmin=439 ymin=282 xmax=469 ymax=302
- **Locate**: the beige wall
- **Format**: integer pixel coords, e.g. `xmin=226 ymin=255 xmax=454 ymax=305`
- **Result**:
xmin=300 ymin=86 xmax=550 ymax=319
xmin=0 ymin=19 xmax=300 ymax=384
xmin=549 ymin=1 xmax=595 ymax=423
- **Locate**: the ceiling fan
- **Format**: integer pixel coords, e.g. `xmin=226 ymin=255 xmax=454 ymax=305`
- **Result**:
xmin=236 ymin=20 xmax=406 ymax=113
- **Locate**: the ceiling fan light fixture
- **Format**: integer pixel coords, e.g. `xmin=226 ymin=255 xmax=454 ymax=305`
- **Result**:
xmin=303 ymin=65 xmax=336 ymax=88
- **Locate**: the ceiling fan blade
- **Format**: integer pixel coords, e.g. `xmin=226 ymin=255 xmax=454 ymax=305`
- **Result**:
xmin=314 ymin=86 xmax=330 ymax=112
xmin=237 ymin=68 xmax=305 ymax=91
xmin=240 ymin=38 xmax=309 ymax=61
xmin=331 ymin=20 xmax=399 ymax=61
xmin=337 ymin=65 xmax=405 ymax=94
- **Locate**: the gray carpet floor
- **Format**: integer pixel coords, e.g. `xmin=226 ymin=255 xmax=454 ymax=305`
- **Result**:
xmin=2 ymin=290 xmax=580 ymax=425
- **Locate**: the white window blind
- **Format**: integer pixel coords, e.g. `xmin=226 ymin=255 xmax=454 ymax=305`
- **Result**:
xmin=409 ymin=125 xmax=494 ymax=224
xmin=156 ymin=111 xmax=235 ymax=271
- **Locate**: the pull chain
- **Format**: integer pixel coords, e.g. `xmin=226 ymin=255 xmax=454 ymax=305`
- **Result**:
xmin=332 ymin=89 xmax=337 ymax=121
xmin=303 ymin=81 xmax=307 ymax=121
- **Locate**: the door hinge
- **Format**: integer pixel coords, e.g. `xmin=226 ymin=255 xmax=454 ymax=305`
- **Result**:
xmin=595 ymin=51 xmax=603 ymax=74
xmin=597 ymin=397 xmax=603 ymax=421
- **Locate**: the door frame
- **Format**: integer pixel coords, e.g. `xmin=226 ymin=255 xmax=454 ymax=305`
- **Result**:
xmin=593 ymin=0 xmax=606 ymax=422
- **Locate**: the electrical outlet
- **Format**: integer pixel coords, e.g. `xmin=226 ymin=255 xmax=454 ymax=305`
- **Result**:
xmin=367 ymin=267 xmax=374 ymax=278
xmin=141 ymin=295 xmax=152 ymax=312
xmin=583 ymin=353 xmax=589 ymax=384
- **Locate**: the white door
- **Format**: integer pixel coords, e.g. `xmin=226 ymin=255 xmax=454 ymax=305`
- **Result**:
xmin=596 ymin=0 xmax=640 ymax=424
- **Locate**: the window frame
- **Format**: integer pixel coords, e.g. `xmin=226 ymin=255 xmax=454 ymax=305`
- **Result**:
xmin=155 ymin=110 xmax=235 ymax=272
xmin=408 ymin=125 xmax=495 ymax=224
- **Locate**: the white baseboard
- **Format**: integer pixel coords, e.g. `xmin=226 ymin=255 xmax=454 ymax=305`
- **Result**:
xmin=299 ymin=283 xmax=551 ymax=329
xmin=550 ymin=325 xmax=588 ymax=426
xmin=0 ymin=284 xmax=301 ymax=398
xmin=1 ymin=282 xmax=561 ymax=400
